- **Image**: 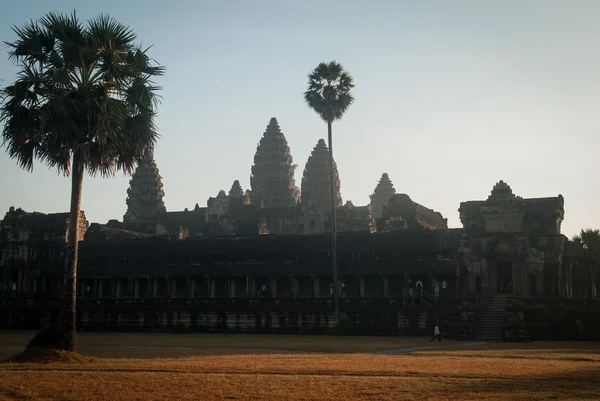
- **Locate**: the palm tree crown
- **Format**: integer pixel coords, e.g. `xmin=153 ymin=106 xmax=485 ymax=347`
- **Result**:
xmin=572 ymin=229 xmax=600 ymax=257
xmin=304 ymin=61 xmax=354 ymax=123
xmin=0 ymin=11 xmax=164 ymax=176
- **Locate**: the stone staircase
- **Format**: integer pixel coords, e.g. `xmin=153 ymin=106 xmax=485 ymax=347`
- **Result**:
xmin=476 ymin=295 xmax=509 ymax=341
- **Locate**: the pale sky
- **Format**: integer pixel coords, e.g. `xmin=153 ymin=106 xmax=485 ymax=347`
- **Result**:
xmin=0 ymin=0 xmax=598 ymax=238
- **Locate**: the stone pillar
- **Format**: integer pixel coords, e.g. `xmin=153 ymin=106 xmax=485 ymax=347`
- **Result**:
xmin=480 ymin=259 xmax=490 ymax=295
xmin=190 ymin=277 xmax=197 ymax=298
xmin=558 ymin=262 xmax=565 ymax=297
xmin=170 ymin=278 xmax=178 ymax=298
xmin=270 ymin=277 xmax=277 ymax=298
xmin=152 ymin=278 xmax=158 ymax=297
xmin=210 ymin=278 xmax=216 ymax=298
xmin=383 ymin=276 xmax=389 ymax=298
xmin=291 ymin=275 xmax=298 ymax=297
xmin=246 ymin=276 xmax=251 ymax=297
xmin=98 ymin=280 xmax=104 ymax=298
xmin=17 ymin=268 xmax=23 ymax=295
xmin=512 ymin=261 xmax=522 ymax=295
xmin=359 ymin=276 xmax=365 ymax=298
xmin=134 ymin=279 xmax=140 ymax=298
xmin=230 ymin=278 xmax=236 ymax=298
xmin=313 ymin=276 xmax=319 ymax=297
xmin=116 ymin=280 xmax=122 ymax=298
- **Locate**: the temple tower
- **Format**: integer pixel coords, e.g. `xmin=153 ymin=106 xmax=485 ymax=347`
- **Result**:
xmin=123 ymin=152 xmax=166 ymax=224
xmin=250 ymin=118 xmax=300 ymax=208
xmin=229 ymin=180 xmax=244 ymax=198
xmin=370 ymin=173 xmax=397 ymax=219
xmin=301 ymin=138 xmax=342 ymax=210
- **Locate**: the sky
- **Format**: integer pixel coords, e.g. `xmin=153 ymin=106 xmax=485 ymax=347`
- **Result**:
xmin=0 ymin=0 xmax=598 ymax=238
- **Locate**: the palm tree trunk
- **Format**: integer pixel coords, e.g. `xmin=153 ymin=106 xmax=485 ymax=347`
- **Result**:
xmin=59 ymin=150 xmax=84 ymax=352
xmin=327 ymin=121 xmax=340 ymax=325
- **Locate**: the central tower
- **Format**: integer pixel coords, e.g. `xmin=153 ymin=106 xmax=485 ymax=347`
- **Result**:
xmin=250 ymin=117 xmax=299 ymax=208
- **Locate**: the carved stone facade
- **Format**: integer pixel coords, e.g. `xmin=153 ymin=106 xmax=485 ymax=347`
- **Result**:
xmin=0 ymin=207 xmax=89 ymax=296
xmin=337 ymin=201 xmax=376 ymax=233
xmin=458 ymin=181 xmax=567 ymax=296
xmin=250 ymin=118 xmax=300 ymax=208
xmin=370 ymin=173 xmax=396 ymax=219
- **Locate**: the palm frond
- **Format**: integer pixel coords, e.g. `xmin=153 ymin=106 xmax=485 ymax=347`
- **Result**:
xmin=304 ymin=61 xmax=354 ymax=123
xmin=1 ymin=11 xmax=165 ymax=178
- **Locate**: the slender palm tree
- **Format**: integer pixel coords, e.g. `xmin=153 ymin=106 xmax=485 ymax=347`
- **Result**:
xmin=304 ymin=61 xmax=354 ymax=324
xmin=0 ymin=11 xmax=164 ymax=352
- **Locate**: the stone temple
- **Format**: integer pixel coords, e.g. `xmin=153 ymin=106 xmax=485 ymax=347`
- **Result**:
xmin=0 ymin=117 xmax=598 ymax=341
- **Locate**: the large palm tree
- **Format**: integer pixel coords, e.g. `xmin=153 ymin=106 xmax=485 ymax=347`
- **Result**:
xmin=0 ymin=11 xmax=164 ymax=351
xmin=304 ymin=61 xmax=354 ymax=324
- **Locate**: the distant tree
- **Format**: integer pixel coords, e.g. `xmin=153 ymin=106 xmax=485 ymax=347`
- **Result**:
xmin=304 ymin=61 xmax=354 ymax=324
xmin=0 ymin=11 xmax=164 ymax=352
xmin=572 ymin=229 xmax=600 ymax=258
xmin=572 ymin=229 xmax=600 ymax=297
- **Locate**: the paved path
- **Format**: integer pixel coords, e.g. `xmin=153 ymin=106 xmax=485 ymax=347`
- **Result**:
xmin=374 ymin=341 xmax=487 ymax=355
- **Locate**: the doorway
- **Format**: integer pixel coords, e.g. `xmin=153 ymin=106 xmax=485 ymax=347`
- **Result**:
xmin=496 ymin=261 xmax=513 ymax=294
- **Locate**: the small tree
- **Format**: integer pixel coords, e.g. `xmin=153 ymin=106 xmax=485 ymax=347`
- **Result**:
xmin=0 ymin=11 xmax=164 ymax=352
xmin=304 ymin=61 xmax=354 ymax=324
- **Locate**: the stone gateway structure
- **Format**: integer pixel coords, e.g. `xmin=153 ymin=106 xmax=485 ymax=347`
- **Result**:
xmin=1 ymin=118 xmax=598 ymax=340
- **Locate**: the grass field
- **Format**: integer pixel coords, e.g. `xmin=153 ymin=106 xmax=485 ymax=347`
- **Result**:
xmin=1 ymin=331 xmax=600 ymax=400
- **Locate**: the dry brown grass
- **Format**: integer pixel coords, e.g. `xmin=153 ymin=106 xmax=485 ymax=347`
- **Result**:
xmin=1 ymin=331 xmax=599 ymax=400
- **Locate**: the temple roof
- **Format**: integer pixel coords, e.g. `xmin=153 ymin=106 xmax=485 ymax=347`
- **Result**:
xmin=79 ymin=228 xmax=464 ymax=256
xmin=84 ymin=223 xmax=153 ymax=241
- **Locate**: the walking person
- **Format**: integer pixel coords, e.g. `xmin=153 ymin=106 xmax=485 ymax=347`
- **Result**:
xmin=10 ymin=281 xmax=17 ymax=298
xmin=431 ymin=325 xmax=442 ymax=343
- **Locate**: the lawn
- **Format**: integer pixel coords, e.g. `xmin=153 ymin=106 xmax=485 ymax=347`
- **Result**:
xmin=1 ymin=331 xmax=599 ymax=400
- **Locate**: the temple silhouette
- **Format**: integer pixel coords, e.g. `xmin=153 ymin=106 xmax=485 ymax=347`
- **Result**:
xmin=1 ymin=117 xmax=598 ymax=340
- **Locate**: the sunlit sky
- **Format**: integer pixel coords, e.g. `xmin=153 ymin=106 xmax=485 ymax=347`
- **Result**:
xmin=0 ymin=0 xmax=598 ymax=238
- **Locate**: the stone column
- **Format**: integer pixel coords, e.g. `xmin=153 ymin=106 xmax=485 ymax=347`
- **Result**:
xmin=291 ymin=275 xmax=298 ymax=297
xmin=359 ymin=276 xmax=365 ymax=298
xmin=480 ymin=259 xmax=490 ymax=295
xmin=152 ymin=278 xmax=158 ymax=297
xmin=190 ymin=277 xmax=196 ymax=298
xmin=313 ymin=276 xmax=319 ymax=297
xmin=558 ymin=262 xmax=565 ymax=297
xmin=246 ymin=276 xmax=251 ymax=297
xmin=210 ymin=278 xmax=216 ymax=298
xmin=270 ymin=277 xmax=277 ymax=298
xmin=98 ymin=280 xmax=104 ymax=298
xmin=512 ymin=260 xmax=522 ymax=295
xmin=230 ymin=278 xmax=236 ymax=298
xmin=383 ymin=276 xmax=389 ymax=298
xmin=170 ymin=278 xmax=177 ymax=298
